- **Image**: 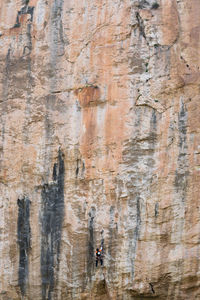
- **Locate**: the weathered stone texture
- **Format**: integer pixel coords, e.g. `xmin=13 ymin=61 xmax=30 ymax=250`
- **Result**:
xmin=0 ymin=0 xmax=200 ymax=299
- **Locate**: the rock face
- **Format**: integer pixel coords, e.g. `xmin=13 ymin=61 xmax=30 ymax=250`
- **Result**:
xmin=0 ymin=0 xmax=200 ymax=299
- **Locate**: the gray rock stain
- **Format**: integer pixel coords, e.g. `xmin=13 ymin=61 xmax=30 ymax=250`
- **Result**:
xmin=40 ymin=149 xmax=65 ymax=300
xmin=17 ymin=196 xmax=31 ymax=296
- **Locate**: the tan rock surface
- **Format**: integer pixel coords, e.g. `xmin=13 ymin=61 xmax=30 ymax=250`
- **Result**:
xmin=0 ymin=0 xmax=200 ymax=299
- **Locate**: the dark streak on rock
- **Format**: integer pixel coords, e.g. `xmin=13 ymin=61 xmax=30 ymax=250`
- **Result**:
xmin=133 ymin=198 xmax=141 ymax=258
xmin=137 ymin=0 xmax=149 ymax=9
xmin=13 ymin=23 xmax=21 ymax=29
xmin=75 ymin=159 xmax=85 ymax=179
xmin=178 ymin=102 xmax=187 ymax=149
xmin=49 ymin=0 xmax=64 ymax=80
xmin=87 ymin=207 xmax=96 ymax=279
xmin=108 ymin=206 xmax=118 ymax=280
xmin=124 ymin=108 xmax=158 ymax=279
xmin=136 ymin=11 xmax=146 ymax=40
xmin=174 ymin=101 xmax=189 ymax=201
xmin=100 ymin=229 xmax=104 ymax=249
xmin=135 ymin=198 xmax=141 ymax=240
xmin=2 ymin=49 xmax=11 ymax=101
xmin=128 ymin=196 xmax=142 ymax=279
xmin=76 ymin=159 xmax=80 ymax=178
xmin=0 ymin=48 xmax=11 ymax=155
xmin=17 ymin=197 xmax=31 ymax=296
xmin=82 ymin=161 xmax=85 ymax=177
xmin=40 ymin=149 xmax=65 ymax=300
xmin=155 ymin=202 xmax=159 ymax=217
xmin=14 ymin=5 xmax=34 ymax=28
xmin=26 ymin=22 xmax=33 ymax=51
xmin=150 ymin=109 xmax=157 ymax=137
xmin=149 ymin=282 xmax=155 ymax=294
xmin=151 ymin=2 xmax=159 ymax=10
xmin=22 ymin=0 xmax=30 ymax=5
xmin=21 ymin=16 xmax=34 ymax=144
xmin=52 ymin=163 xmax=57 ymax=181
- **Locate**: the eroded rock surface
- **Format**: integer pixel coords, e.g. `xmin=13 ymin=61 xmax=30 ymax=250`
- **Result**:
xmin=0 ymin=0 xmax=200 ymax=299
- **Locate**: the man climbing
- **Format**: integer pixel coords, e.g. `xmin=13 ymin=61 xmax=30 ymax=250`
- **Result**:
xmin=96 ymin=247 xmax=103 ymax=267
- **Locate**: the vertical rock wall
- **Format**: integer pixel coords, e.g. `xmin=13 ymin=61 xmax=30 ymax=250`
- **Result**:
xmin=0 ymin=0 xmax=200 ymax=299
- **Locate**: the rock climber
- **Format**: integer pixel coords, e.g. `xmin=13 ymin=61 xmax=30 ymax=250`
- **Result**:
xmin=96 ymin=247 xmax=103 ymax=267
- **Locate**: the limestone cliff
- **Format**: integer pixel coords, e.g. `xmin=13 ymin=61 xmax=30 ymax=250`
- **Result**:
xmin=0 ymin=0 xmax=200 ymax=299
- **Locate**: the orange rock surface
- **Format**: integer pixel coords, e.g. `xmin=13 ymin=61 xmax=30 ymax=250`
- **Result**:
xmin=0 ymin=0 xmax=200 ymax=299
